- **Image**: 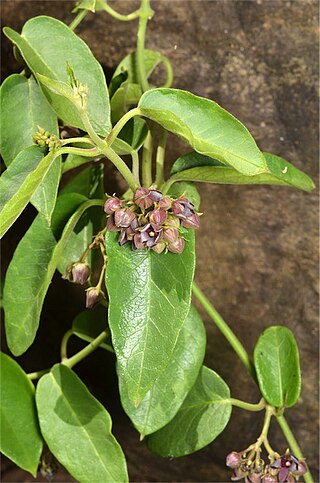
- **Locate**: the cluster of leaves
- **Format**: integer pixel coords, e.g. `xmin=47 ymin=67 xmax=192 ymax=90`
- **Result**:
xmin=0 ymin=1 xmax=314 ymax=482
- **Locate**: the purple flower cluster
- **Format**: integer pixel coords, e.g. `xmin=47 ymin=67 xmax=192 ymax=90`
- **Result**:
xmin=104 ymin=187 xmax=200 ymax=254
xmin=226 ymin=451 xmax=307 ymax=483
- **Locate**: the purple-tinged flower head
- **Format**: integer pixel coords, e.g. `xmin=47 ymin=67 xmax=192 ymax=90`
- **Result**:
xmin=85 ymin=287 xmax=105 ymax=309
xmin=149 ymin=208 xmax=167 ymax=230
xmin=134 ymin=187 xmax=162 ymax=210
xmin=114 ymin=208 xmax=136 ymax=228
xmin=271 ymin=452 xmax=303 ymax=483
xmin=168 ymin=237 xmax=185 ymax=254
xmin=104 ymin=196 xmax=122 ymax=214
xmin=226 ymin=452 xmax=242 ymax=469
xmin=71 ymin=262 xmax=90 ymax=285
xmin=158 ymin=196 xmax=172 ymax=210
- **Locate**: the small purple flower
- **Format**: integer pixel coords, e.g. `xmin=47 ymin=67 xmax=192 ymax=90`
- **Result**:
xmin=163 ymin=227 xmax=179 ymax=244
xmin=149 ymin=208 xmax=167 ymax=230
xmin=106 ymin=213 xmax=120 ymax=231
xmin=271 ymin=452 xmax=302 ymax=483
xmin=226 ymin=452 xmax=242 ymax=469
xmin=104 ymin=196 xmax=122 ymax=214
xmin=71 ymin=262 xmax=90 ymax=285
xmin=172 ymin=197 xmax=195 ymax=219
xmin=134 ymin=188 xmax=162 ymax=209
xmin=182 ymin=212 xmax=200 ymax=229
xmin=114 ymin=208 xmax=136 ymax=228
xmin=139 ymin=223 xmax=162 ymax=248
xmin=158 ymin=196 xmax=172 ymax=210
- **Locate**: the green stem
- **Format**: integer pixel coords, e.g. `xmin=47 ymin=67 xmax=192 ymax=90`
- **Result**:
xmin=102 ymin=146 xmax=138 ymax=191
xmin=162 ymin=177 xmax=176 ymax=195
xmin=28 ymin=368 xmax=50 ymax=380
xmin=132 ymin=151 xmax=141 ymax=185
xmin=136 ymin=0 xmax=154 ymax=92
xmin=142 ymin=129 xmax=153 ymax=187
xmin=60 ymin=329 xmax=74 ymax=361
xmin=62 ymin=330 xmax=109 ymax=369
xmin=105 ymin=107 xmax=142 ymax=146
xmin=160 ymin=55 xmax=174 ymax=88
xmin=102 ymin=1 xmax=140 ymax=21
xmin=155 ymin=128 xmax=167 ymax=188
xmin=230 ymin=398 xmax=265 ymax=412
xmin=60 ymin=137 xmax=95 ymax=146
xmin=192 ymin=281 xmax=256 ymax=380
xmin=69 ymin=9 xmax=88 ymax=30
xmin=277 ymin=416 xmax=313 ymax=483
xmin=80 ymin=109 xmax=106 ymax=149
xmin=193 ymin=281 xmax=313 ymax=483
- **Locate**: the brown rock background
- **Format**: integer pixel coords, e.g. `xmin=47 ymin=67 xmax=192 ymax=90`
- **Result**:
xmin=1 ymin=1 xmax=318 ymax=482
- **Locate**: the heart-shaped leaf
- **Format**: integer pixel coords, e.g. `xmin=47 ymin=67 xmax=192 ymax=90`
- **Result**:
xmin=36 ymin=364 xmax=128 ymax=482
xmin=4 ymin=16 xmax=111 ymax=135
xmin=118 ymin=305 xmax=206 ymax=436
xmin=139 ymin=88 xmax=267 ymax=176
xmin=254 ymin=326 xmax=301 ymax=408
xmin=1 ymin=353 xmax=42 ymax=476
xmin=168 ymin=151 xmax=315 ymax=192
xmin=146 ymin=366 xmax=232 ymax=457
xmin=105 ymin=228 xmax=195 ymax=405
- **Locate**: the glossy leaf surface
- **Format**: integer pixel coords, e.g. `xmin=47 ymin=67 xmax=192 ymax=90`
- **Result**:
xmin=72 ymin=308 xmax=112 ymax=351
xmin=36 ymin=364 xmax=128 ymax=482
xmin=0 ymin=74 xmax=57 ymax=166
xmin=0 ymin=149 xmax=59 ymax=238
xmin=254 ymin=326 xmax=301 ymax=408
xmin=1 ymin=353 xmax=42 ymax=476
xmin=168 ymin=151 xmax=315 ymax=192
xmin=147 ymin=366 xmax=232 ymax=457
xmin=119 ymin=305 xmax=206 ymax=435
xmin=139 ymin=88 xmax=267 ymax=175
xmin=3 ymin=194 xmax=88 ymax=355
xmin=4 ymin=16 xmax=111 ymax=135
xmin=105 ymin=229 xmax=196 ymax=405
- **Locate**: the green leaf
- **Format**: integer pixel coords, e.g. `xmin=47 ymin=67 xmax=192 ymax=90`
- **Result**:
xmin=138 ymin=88 xmax=267 ymax=176
xmin=36 ymin=364 xmax=128 ymax=483
xmin=118 ymin=305 xmax=206 ymax=436
xmin=168 ymin=181 xmax=201 ymax=211
xmin=105 ymin=228 xmax=196 ymax=405
xmin=1 ymin=353 xmax=42 ymax=476
xmin=0 ymin=74 xmax=57 ymax=166
xmin=111 ymin=82 xmax=142 ymax=123
xmin=0 ymin=148 xmax=60 ymax=238
xmin=3 ymin=195 xmax=93 ymax=355
xmin=254 ymin=326 xmax=301 ymax=408
xmin=168 ymin=151 xmax=315 ymax=192
xmin=4 ymin=16 xmax=111 ymax=135
xmin=72 ymin=308 xmax=112 ymax=351
xmin=146 ymin=366 xmax=232 ymax=457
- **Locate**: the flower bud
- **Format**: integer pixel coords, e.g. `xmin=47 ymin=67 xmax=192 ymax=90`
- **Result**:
xmin=133 ymin=233 xmax=144 ymax=250
xmin=71 ymin=262 xmax=90 ymax=285
xmin=292 ymin=461 xmax=308 ymax=477
xmin=163 ymin=227 xmax=179 ymax=244
xmin=158 ymin=197 xmax=172 ymax=210
xmin=85 ymin=287 xmax=104 ymax=309
xmin=149 ymin=189 xmax=162 ymax=203
xmin=151 ymin=241 xmax=166 ymax=254
xmin=226 ymin=452 xmax=241 ymax=469
xmin=182 ymin=213 xmax=200 ymax=229
xmin=246 ymin=471 xmax=261 ymax=483
xmin=134 ymin=187 xmax=154 ymax=209
xmin=114 ymin=208 xmax=136 ymax=228
xmin=104 ymin=196 xmax=122 ymax=214
xmin=168 ymin=237 xmax=185 ymax=254
xmin=149 ymin=209 xmax=167 ymax=229
xmin=107 ymin=214 xmax=120 ymax=231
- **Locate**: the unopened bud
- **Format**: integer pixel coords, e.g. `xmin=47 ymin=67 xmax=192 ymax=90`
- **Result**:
xmin=158 ymin=197 xmax=172 ymax=210
xmin=114 ymin=208 xmax=136 ymax=228
xmin=104 ymin=196 xmax=122 ymax=214
xmin=182 ymin=213 xmax=200 ymax=229
xmin=226 ymin=452 xmax=241 ymax=469
xmin=151 ymin=241 xmax=166 ymax=254
xmin=71 ymin=262 xmax=90 ymax=285
xmin=85 ymin=287 xmax=104 ymax=309
xmin=149 ymin=209 xmax=167 ymax=229
xmin=292 ymin=461 xmax=308 ymax=477
xmin=134 ymin=187 xmax=154 ymax=209
xmin=107 ymin=214 xmax=120 ymax=231
xmin=168 ymin=237 xmax=184 ymax=254
xmin=163 ymin=227 xmax=179 ymax=244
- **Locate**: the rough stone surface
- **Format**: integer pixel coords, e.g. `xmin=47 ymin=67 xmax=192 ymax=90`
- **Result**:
xmin=1 ymin=1 xmax=318 ymax=482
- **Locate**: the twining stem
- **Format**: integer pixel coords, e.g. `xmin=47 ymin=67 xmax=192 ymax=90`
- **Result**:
xmin=101 ymin=2 xmax=141 ymax=21
xmin=136 ymin=0 xmax=154 ymax=92
xmin=60 ymin=137 xmax=95 ymax=146
xmin=160 ymin=55 xmax=174 ymax=88
xmin=155 ymin=128 xmax=167 ymax=188
xmin=193 ymin=281 xmax=313 ymax=483
xmin=192 ymin=281 xmax=256 ymax=380
xmin=62 ymin=330 xmax=109 ymax=369
xmin=60 ymin=329 xmax=73 ymax=361
xmin=277 ymin=416 xmax=313 ymax=483
xmin=105 ymin=107 xmax=142 ymax=147
xmin=69 ymin=9 xmax=88 ymax=31
xmin=230 ymin=398 xmax=265 ymax=412
xmin=142 ymin=129 xmax=154 ymax=187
